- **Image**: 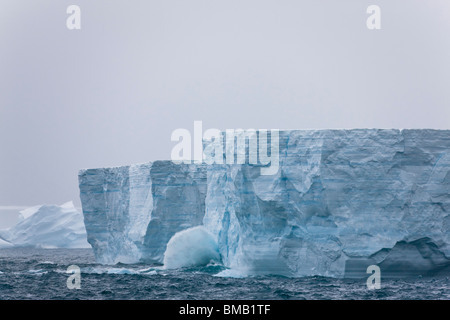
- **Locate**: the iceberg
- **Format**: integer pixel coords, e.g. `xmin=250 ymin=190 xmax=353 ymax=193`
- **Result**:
xmin=78 ymin=129 xmax=450 ymax=277
xmin=0 ymin=201 xmax=89 ymax=248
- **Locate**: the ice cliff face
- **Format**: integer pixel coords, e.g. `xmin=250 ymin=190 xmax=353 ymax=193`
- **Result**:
xmin=79 ymin=129 xmax=450 ymax=277
xmin=79 ymin=162 xmax=206 ymax=264
xmin=0 ymin=202 xmax=89 ymax=248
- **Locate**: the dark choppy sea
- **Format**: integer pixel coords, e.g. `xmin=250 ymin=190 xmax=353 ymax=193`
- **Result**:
xmin=0 ymin=248 xmax=448 ymax=300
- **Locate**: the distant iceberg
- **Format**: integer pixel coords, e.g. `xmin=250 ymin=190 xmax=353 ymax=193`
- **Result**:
xmin=0 ymin=201 xmax=89 ymax=249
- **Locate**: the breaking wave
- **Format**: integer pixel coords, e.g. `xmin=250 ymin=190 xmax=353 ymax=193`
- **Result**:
xmin=163 ymin=226 xmax=221 ymax=269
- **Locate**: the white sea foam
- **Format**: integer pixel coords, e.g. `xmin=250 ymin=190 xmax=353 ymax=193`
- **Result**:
xmin=163 ymin=226 xmax=221 ymax=269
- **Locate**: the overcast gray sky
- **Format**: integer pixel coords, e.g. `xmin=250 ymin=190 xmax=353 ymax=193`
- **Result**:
xmin=1 ymin=0 xmax=450 ymax=226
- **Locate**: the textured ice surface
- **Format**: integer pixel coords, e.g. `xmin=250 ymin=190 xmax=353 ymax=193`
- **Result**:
xmin=0 ymin=202 xmax=89 ymax=248
xmin=79 ymin=130 xmax=450 ymax=277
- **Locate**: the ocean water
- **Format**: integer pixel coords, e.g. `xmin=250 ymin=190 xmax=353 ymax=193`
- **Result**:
xmin=0 ymin=248 xmax=448 ymax=300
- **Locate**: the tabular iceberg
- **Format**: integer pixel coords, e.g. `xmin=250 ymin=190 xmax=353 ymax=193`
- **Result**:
xmin=78 ymin=129 xmax=450 ymax=277
xmin=0 ymin=201 xmax=89 ymax=248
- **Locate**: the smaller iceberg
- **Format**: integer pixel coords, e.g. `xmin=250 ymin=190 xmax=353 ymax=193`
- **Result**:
xmin=163 ymin=226 xmax=221 ymax=269
xmin=0 ymin=201 xmax=90 ymax=248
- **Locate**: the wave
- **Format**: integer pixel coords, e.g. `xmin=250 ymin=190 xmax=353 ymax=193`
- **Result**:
xmin=162 ymin=226 xmax=221 ymax=269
